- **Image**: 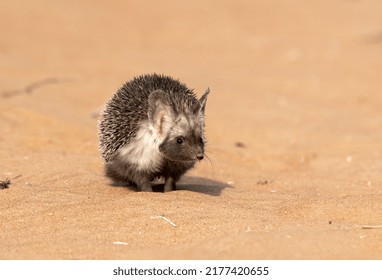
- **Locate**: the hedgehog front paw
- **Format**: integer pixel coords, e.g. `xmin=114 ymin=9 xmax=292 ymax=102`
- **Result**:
xmin=139 ymin=182 xmax=153 ymax=192
xmin=164 ymin=177 xmax=176 ymax=192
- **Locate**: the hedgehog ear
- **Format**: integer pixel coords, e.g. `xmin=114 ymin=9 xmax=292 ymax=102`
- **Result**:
xmin=194 ymin=87 xmax=210 ymax=115
xmin=148 ymin=90 xmax=175 ymax=135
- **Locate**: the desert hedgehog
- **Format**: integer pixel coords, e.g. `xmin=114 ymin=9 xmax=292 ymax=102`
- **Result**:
xmin=98 ymin=73 xmax=210 ymax=192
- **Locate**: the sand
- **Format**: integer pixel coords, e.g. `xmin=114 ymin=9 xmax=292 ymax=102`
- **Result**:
xmin=1 ymin=0 xmax=381 ymax=259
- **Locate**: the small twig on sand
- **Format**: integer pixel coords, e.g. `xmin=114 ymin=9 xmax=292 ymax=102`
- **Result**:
xmin=151 ymin=215 xmax=177 ymax=227
xmin=0 ymin=175 xmax=22 ymax=189
xmin=362 ymin=225 xmax=382 ymax=229
xmin=113 ymin=241 xmax=128 ymax=245
xmin=1 ymin=78 xmax=68 ymax=98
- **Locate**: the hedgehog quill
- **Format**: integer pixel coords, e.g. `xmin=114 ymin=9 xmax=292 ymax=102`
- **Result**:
xmin=98 ymin=74 xmax=210 ymax=192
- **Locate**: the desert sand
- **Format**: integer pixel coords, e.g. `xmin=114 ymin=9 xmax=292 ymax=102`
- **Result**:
xmin=1 ymin=0 xmax=381 ymax=259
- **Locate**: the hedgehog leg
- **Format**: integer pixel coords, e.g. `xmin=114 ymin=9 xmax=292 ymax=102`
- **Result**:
xmin=164 ymin=176 xmax=176 ymax=192
xmin=137 ymin=181 xmax=153 ymax=192
xmin=105 ymin=163 xmax=131 ymax=185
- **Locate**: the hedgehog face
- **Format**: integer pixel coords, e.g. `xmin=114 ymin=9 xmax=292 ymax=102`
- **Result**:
xmin=159 ymin=114 xmax=205 ymax=162
xmin=148 ymin=88 xmax=209 ymax=162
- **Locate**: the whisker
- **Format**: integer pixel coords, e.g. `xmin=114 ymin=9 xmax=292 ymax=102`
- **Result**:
xmin=203 ymin=151 xmax=215 ymax=177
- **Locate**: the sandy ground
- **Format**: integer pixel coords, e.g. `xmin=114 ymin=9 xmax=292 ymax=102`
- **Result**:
xmin=1 ymin=0 xmax=382 ymax=259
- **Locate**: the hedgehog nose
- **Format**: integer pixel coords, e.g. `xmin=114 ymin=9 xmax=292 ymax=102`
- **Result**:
xmin=197 ymin=154 xmax=204 ymax=160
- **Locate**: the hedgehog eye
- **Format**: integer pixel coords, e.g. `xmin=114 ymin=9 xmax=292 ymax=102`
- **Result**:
xmin=199 ymin=137 xmax=204 ymax=144
xmin=176 ymin=137 xmax=184 ymax=144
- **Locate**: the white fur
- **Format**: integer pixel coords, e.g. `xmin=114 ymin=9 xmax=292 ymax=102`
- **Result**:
xmin=118 ymin=121 xmax=164 ymax=172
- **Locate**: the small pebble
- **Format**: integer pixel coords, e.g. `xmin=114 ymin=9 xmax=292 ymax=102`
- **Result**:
xmin=235 ymin=142 xmax=246 ymax=148
xmin=257 ymin=180 xmax=270 ymax=185
xmin=0 ymin=179 xmax=11 ymax=189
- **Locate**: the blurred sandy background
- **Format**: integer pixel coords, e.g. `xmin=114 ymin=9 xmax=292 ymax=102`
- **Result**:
xmin=1 ymin=0 xmax=381 ymax=259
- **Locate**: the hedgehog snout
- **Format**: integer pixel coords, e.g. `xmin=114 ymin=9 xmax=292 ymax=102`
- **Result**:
xmin=196 ymin=145 xmax=204 ymax=160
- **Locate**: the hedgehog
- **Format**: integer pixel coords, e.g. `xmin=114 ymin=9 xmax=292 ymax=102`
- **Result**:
xmin=98 ymin=74 xmax=210 ymax=192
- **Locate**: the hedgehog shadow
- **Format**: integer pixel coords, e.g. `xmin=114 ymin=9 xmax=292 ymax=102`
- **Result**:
xmin=176 ymin=176 xmax=230 ymax=196
xmin=113 ymin=176 xmax=230 ymax=196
